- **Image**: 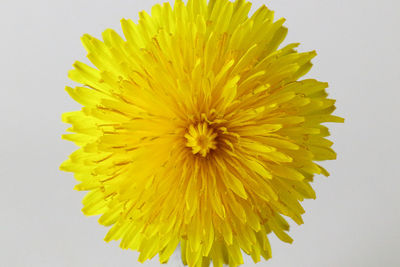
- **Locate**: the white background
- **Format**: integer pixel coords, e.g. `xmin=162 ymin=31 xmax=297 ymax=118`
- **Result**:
xmin=1 ymin=0 xmax=399 ymax=266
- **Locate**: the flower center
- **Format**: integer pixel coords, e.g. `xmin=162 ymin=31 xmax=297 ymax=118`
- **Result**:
xmin=184 ymin=122 xmax=217 ymax=157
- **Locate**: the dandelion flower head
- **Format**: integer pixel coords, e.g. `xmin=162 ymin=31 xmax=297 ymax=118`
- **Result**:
xmin=61 ymin=0 xmax=343 ymax=266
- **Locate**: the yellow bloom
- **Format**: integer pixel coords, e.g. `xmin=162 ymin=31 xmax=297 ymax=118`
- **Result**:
xmin=61 ymin=0 xmax=343 ymax=266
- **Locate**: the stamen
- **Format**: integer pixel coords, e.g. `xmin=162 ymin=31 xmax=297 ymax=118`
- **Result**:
xmin=184 ymin=122 xmax=217 ymax=157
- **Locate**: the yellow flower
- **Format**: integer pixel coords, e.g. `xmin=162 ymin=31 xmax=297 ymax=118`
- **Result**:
xmin=61 ymin=0 xmax=343 ymax=266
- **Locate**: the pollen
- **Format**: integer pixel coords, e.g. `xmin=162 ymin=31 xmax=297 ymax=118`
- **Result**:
xmin=185 ymin=123 xmax=217 ymax=157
